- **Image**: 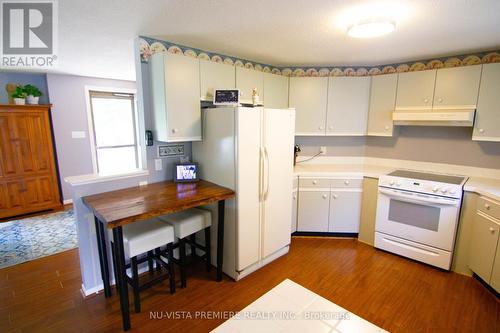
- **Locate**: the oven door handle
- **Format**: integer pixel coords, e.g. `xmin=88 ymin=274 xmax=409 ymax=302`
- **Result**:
xmin=378 ymin=188 xmax=459 ymax=206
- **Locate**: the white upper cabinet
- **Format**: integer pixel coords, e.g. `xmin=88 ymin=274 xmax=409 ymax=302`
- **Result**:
xmin=199 ymin=60 xmax=235 ymax=101
xmin=473 ymin=63 xmax=500 ymax=142
xmin=263 ymin=72 xmax=289 ymax=109
xmin=367 ymin=73 xmax=398 ymax=136
xmin=289 ymin=77 xmax=328 ymax=135
xmin=326 ymin=76 xmax=371 ymax=135
xmin=150 ymin=53 xmax=201 ymax=142
xmin=433 ymin=65 xmax=482 ymax=109
xmin=395 ymin=70 xmax=436 ymax=110
xmin=236 ymin=67 xmax=264 ymax=104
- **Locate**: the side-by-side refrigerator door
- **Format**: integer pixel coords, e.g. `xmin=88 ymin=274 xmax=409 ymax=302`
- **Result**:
xmin=235 ymin=108 xmax=262 ymax=271
xmin=262 ymin=108 xmax=295 ymax=258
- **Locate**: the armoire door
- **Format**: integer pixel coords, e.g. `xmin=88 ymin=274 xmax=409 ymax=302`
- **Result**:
xmin=262 ymin=108 xmax=295 ymax=258
xmin=13 ymin=113 xmax=53 ymax=175
xmin=0 ymin=114 xmax=21 ymax=177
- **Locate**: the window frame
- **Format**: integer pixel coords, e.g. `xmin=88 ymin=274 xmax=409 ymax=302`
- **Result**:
xmin=84 ymin=86 xmax=140 ymax=175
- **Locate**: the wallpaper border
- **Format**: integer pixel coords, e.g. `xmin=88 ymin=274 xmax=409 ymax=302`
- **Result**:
xmin=139 ymin=36 xmax=500 ymax=77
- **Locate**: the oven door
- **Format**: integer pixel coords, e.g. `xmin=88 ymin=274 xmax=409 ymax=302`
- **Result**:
xmin=375 ymin=187 xmax=460 ymax=251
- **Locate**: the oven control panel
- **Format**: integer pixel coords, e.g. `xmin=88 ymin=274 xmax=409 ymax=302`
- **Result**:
xmin=379 ymin=176 xmax=463 ymax=199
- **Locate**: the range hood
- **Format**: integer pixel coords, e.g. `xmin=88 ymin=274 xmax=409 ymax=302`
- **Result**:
xmin=392 ymin=108 xmax=476 ymax=127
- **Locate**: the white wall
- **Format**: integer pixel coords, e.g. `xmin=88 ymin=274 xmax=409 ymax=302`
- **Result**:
xmin=46 ymin=74 xmax=137 ymax=200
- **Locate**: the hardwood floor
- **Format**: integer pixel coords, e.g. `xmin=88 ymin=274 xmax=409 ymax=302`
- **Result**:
xmin=0 ymin=237 xmax=498 ymax=333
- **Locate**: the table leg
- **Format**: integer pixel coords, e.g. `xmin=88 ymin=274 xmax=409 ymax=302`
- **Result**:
xmin=216 ymin=200 xmax=225 ymax=282
xmin=113 ymin=227 xmax=131 ymax=331
xmin=94 ymin=216 xmax=111 ymax=298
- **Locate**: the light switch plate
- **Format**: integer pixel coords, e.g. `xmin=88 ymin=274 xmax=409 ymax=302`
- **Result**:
xmin=154 ymin=159 xmax=162 ymax=171
xmin=320 ymin=146 xmax=327 ymax=154
xmin=72 ymin=131 xmax=86 ymax=139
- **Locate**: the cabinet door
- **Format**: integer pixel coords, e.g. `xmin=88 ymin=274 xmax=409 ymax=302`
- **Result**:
xmin=0 ymin=181 xmax=24 ymax=218
xmin=236 ymin=67 xmax=264 ymax=104
xmin=200 ymin=60 xmax=235 ymax=101
xmin=13 ymin=113 xmax=52 ymax=175
xmin=297 ymin=190 xmax=330 ymax=232
xmin=0 ymin=114 xmax=19 ymax=177
xmin=473 ymin=63 xmax=500 ymax=142
xmin=329 ymin=190 xmax=362 ymax=233
xmin=367 ymin=74 xmax=398 ymax=136
xmin=291 ymin=190 xmax=298 ymax=233
xmin=395 ymin=70 xmax=436 ymax=110
xmin=433 ymin=65 xmax=482 ymax=109
xmin=263 ymin=72 xmax=289 ymax=109
xmin=150 ymin=53 xmax=201 ymax=142
xmin=326 ymin=77 xmax=370 ymax=135
xmin=490 ymin=237 xmax=500 ymax=293
xmin=468 ymin=212 xmax=500 ymax=283
xmin=23 ymin=176 xmax=57 ymax=208
xmin=289 ymin=77 xmax=328 ymax=135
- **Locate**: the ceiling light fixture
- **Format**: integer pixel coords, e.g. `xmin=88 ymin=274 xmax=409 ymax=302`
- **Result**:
xmin=347 ymin=19 xmax=396 ymax=38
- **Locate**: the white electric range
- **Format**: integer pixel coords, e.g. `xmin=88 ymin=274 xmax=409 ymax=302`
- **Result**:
xmin=375 ymin=169 xmax=468 ymax=270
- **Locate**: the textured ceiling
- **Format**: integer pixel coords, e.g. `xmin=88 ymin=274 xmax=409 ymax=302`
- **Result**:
xmin=3 ymin=0 xmax=500 ymax=80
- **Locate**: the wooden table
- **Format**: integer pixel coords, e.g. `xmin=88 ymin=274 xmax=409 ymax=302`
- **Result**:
xmin=82 ymin=180 xmax=235 ymax=331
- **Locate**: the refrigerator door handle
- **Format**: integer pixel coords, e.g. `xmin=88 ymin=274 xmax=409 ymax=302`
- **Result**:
xmin=259 ymin=147 xmax=265 ymax=202
xmin=263 ymin=147 xmax=270 ymax=201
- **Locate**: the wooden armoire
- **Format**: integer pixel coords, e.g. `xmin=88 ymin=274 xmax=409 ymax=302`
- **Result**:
xmin=0 ymin=104 xmax=62 ymax=219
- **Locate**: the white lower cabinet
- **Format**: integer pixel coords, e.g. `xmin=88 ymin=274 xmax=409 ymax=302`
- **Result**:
xmin=468 ymin=197 xmax=500 ymax=292
xmin=297 ymin=190 xmax=330 ymax=232
xmin=328 ymin=190 xmax=362 ymax=233
xmin=297 ymin=177 xmax=362 ymax=233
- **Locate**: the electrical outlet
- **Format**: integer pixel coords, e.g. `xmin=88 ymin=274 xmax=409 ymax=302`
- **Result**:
xmin=320 ymin=146 xmax=327 ymax=155
xmin=158 ymin=144 xmax=185 ymax=157
xmin=154 ymin=159 xmax=162 ymax=171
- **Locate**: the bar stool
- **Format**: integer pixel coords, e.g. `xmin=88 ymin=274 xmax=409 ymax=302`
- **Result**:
xmin=158 ymin=208 xmax=212 ymax=288
xmin=109 ymin=218 xmax=176 ymax=313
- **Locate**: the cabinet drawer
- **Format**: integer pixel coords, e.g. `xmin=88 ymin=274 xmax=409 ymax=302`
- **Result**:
xmin=330 ymin=179 xmax=363 ymax=189
xmin=477 ymin=196 xmax=500 ymax=220
xmin=299 ymin=178 xmax=330 ymax=188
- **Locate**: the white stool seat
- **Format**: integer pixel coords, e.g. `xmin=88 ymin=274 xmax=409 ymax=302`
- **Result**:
xmin=158 ymin=208 xmax=212 ymax=239
xmin=108 ymin=218 xmax=174 ymax=258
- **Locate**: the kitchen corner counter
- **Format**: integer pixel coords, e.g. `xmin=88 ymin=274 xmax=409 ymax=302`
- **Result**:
xmin=294 ymin=162 xmax=500 ymax=202
xmin=464 ymin=177 xmax=500 ymax=202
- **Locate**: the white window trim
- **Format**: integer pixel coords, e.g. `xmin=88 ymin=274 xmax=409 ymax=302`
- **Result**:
xmin=84 ymin=85 xmax=140 ymax=175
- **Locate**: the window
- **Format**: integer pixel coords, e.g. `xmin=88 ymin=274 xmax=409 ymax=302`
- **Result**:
xmin=88 ymin=91 xmax=139 ymax=175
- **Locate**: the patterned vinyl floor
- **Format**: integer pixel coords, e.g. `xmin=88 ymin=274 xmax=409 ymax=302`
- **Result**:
xmin=0 ymin=210 xmax=77 ymax=269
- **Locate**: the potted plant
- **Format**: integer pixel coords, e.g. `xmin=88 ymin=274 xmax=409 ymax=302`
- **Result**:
xmin=24 ymin=84 xmax=42 ymax=104
xmin=11 ymin=86 xmax=27 ymax=105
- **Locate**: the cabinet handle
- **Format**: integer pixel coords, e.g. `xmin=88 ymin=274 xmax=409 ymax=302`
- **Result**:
xmin=479 ymin=128 xmax=485 ymax=134
xmin=437 ymin=98 xmax=443 ymax=103
xmin=384 ymin=125 xmax=390 ymax=131
xmin=318 ymin=125 xmax=324 ymax=130
xmin=172 ymin=128 xmax=178 ymax=134
xmin=312 ymin=180 xmax=318 ymax=185
xmin=332 ymin=194 xmax=338 ymax=199
xmin=322 ymin=194 xmax=328 ymax=199
xmin=293 ymin=195 xmax=297 ymax=200
xmin=423 ymin=98 xmax=429 ymax=103
xmin=485 ymin=204 xmax=491 ymax=210
xmin=344 ymin=180 xmax=350 ymax=185
xmin=328 ymin=125 xmax=333 ymax=130
xmin=489 ymin=227 xmax=496 ymax=234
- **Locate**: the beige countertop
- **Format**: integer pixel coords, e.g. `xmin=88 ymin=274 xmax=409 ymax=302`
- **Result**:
xmin=294 ymin=163 xmax=500 ymax=202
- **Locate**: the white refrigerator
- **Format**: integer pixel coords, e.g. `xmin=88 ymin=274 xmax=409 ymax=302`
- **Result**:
xmin=192 ymin=107 xmax=295 ymax=280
